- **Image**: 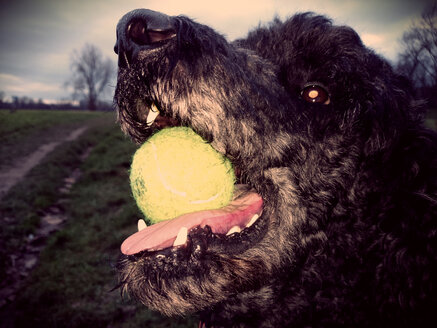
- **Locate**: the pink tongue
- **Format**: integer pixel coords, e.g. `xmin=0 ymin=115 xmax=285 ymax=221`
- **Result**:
xmin=121 ymin=190 xmax=263 ymax=255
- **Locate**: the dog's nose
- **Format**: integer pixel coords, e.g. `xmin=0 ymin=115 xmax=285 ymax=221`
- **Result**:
xmin=114 ymin=9 xmax=176 ymax=69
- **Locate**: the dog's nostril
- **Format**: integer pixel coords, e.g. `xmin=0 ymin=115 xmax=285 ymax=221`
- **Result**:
xmin=115 ymin=9 xmax=176 ymax=69
xmin=129 ymin=20 xmax=148 ymax=45
xmin=128 ymin=19 xmax=176 ymax=46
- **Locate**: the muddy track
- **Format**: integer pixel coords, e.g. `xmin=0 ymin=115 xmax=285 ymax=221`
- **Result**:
xmin=0 ymin=128 xmax=93 ymax=308
xmin=0 ymin=126 xmax=88 ymax=200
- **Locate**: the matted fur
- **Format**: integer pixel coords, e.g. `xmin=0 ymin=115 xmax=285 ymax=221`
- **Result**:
xmin=114 ymin=9 xmax=437 ymax=327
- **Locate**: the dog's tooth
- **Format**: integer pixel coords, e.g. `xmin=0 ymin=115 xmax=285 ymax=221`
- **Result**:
xmin=146 ymin=104 xmax=160 ymax=126
xmin=226 ymin=225 xmax=241 ymax=236
xmin=246 ymin=214 xmax=259 ymax=228
xmin=137 ymin=219 xmax=147 ymax=231
xmin=173 ymin=227 xmax=188 ymax=247
xmin=150 ymin=103 xmax=159 ymax=113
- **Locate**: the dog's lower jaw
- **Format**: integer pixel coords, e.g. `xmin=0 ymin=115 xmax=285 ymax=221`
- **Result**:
xmin=119 ymin=249 xmax=278 ymax=317
xmin=118 ymin=206 xmax=294 ymax=318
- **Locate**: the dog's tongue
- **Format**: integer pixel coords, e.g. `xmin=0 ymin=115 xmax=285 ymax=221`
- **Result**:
xmin=121 ymin=188 xmax=263 ymax=255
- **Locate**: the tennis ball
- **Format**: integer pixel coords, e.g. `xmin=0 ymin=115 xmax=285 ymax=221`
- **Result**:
xmin=130 ymin=127 xmax=235 ymax=223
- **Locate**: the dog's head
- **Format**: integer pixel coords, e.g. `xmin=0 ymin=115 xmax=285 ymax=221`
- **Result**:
xmin=114 ymin=9 xmax=418 ymax=317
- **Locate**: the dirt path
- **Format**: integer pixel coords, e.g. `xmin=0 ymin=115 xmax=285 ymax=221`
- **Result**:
xmin=0 ymin=140 xmax=93 ymax=308
xmin=0 ymin=126 xmax=88 ymax=200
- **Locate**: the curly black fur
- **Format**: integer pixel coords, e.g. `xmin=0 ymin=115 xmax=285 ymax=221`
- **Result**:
xmin=114 ymin=9 xmax=437 ymax=327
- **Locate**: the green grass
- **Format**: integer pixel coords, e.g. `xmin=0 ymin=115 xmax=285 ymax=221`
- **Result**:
xmin=425 ymin=119 xmax=437 ymax=130
xmin=0 ymin=109 xmax=101 ymax=135
xmin=0 ymin=109 xmax=105 ymax=169
xmin=0 ymin=110 xmax=195 ymax=328
xmin=0 ymin=113 xmax=114 ymax=268
xmin=425 ymin=108 xmax=437 ymax=130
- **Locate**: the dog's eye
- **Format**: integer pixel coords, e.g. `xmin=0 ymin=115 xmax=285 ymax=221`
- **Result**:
xmin=301 ymin=83 xmax=330 ymax=105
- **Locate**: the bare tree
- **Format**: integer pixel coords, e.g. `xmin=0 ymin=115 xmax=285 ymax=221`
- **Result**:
xmin=397 ymin=3 xmax=437 ymax=103
xmin=66 ymin=44 xmax=114 ymax=110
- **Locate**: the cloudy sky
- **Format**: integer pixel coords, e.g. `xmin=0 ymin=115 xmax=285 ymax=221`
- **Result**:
xmin=0 ymin=0 xmax=433 ymax=103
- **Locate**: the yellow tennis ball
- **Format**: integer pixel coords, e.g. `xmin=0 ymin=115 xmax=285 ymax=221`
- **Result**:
xmin=130 ymin=127 xmax=235 ymax=223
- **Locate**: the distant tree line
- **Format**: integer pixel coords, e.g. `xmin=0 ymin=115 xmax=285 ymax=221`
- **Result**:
xmin=0 ymin=93 xmax=113 ymax=111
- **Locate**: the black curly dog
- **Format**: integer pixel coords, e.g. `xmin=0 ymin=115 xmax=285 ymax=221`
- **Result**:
xmin=114 ymin=9 xmax=437 ymax=327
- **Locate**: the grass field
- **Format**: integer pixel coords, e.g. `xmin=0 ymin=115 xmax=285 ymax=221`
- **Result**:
xmin=0 ymin=110 xmax=104 ymax=170
xmin=0 ymin=110 xmax=195 ymax=328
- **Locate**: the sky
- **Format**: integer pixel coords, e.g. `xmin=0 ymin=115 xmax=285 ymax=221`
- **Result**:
xmin=0 ymin=0 xmax=434 ymax=103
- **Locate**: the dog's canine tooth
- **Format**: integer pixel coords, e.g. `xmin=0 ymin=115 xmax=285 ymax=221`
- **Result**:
xmin=173 ymin=227 xmax=188 ymax=246
xmin=146 ymin=104 xmax=160 ymax=126
xmin=246 ymin=214 xmax=259 ymax=228
xmin=137 ymin=219 xmax=147 ymax=231
xmin=150 ymin=103 xmax=159 ymax=113
xmin=226 ymin=225 xmax=241 ymax=236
